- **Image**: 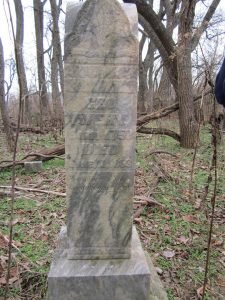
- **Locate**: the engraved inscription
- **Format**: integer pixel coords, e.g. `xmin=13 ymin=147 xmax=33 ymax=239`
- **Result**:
xmin=65 ymin=113 xmax=133 ymax=128
xmin=80 ymin=129 xmax=134 ymax=141
xmin=71 ymin=171 xmax=133 ymax=190
xmin=65 ymin=93 xmax=137 ymax=113
xmin=81 ymin=143 xmax=120 ymax=155
xmin=87 ymin=97 xmax=117 ymax=110
xmin=72 ymin=158 xmax=133 ymax=169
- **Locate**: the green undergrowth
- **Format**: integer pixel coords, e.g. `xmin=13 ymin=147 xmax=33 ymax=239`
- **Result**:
xmin=0 ymin=138 xmax=66 ymax=299
xmin=136 ymin=123 xmax=225 ymax=299
xmin=0 ymin=122 xmax=225 ymax=299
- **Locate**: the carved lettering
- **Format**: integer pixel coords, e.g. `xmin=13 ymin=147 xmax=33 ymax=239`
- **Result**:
xmin=73 ymin=159 xmax=132 ymax=169
xmin=80 ymin=129 xmax=134 ymax=141
xmin=65 ymin=113 xmax=132 ymax=127
xmin=82 ymin=144 xmax=120 ymax=155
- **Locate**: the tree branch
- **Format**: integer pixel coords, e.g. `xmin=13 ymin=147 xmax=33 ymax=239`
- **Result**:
xmin=137 ymin=88 xmax=213 ymax=127
xmin=191 ymin=0 xmax=221 ymax=50
xmin=137 ymin=127 xmax=181 ymax=142
xmin=123 ymin=0 xmax=176 ymax=56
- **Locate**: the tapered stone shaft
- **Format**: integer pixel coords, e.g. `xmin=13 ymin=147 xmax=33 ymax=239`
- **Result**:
xmin=64 ymin=0 xmax=138 ymax=259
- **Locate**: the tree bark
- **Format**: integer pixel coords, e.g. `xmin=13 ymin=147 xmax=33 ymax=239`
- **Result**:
xmin=50 ymin=0 xmax=64 ymax=124
xmin=138 ymin=34 xmax=147 ymax=113
xmin=0 ymin=38 xmax=14 ymax=151
xmin=177 ymin=0 xmax=198 ymax=148
xmin=14 ymin=0 xmax=31 ymax=125
xmin=33 ymin=0 xmax=51 ymax=126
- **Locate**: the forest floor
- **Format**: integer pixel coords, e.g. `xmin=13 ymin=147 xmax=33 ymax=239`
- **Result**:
xmin=0 ymin=119 xmax=225 ymax=300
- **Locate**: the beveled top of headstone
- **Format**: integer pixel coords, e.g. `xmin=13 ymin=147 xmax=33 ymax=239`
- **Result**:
xmin=65 ymin=0 xmax=138 ymax=64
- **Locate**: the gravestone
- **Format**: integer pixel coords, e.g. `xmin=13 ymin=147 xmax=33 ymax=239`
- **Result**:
xmin=24 ymin=161 xmax=42 ymax=173
xmin=48 ymin=0 xmax=151 ymax=299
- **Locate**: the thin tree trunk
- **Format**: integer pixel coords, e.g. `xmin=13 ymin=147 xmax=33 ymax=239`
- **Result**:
xmin=50 ymin=0 xmax=63 ymax=125
xmin=13 ymin=0 xmax=31 ymax=125
xmin=138 ymin=34 xmax=147 ymax=113
xmin=33 ymin=0 xmax=50 ymax=127
xmin=177 ymin=0 xmax=198 ymax=148
xmin=0 ymin=38 xmax=14 ymax=151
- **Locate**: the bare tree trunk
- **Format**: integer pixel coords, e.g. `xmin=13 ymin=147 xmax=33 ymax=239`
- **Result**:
xmin=50 ymin=0 xmax=64 ymax=125
xmin=0 ymin=38 xmax=14 ymax=151
xmin=138 ymin=34 xmax=147 ymax=113
xmin=157 ymin=68 xmax=173 ymax=108
xmin=33 ymin=0 xmax=50 ymax=127
xmin=13 ymin=0 xmax=31 ymax=125
xmin=177 ymin=0 xmax=198 ymax=148
xmin=124 ymin=0 xmax=221 ymax=148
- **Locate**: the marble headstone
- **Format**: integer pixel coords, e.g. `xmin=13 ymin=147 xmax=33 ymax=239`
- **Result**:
xmin=48 ymin=1 xmax=151 ymax=299
xmin=64 ymin=0 xmax=138 ymax=260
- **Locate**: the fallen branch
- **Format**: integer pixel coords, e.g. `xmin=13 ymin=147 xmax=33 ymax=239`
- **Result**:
xmin=11 ymin=123 xmax=47 ymax=134
xmin=145 ymin=150 xmax=178 ymax=159
xmin=137 ymin=88 xmax=213 ymax=127
xmin=20 ymin=152 xmax=64 ymax=161
xmin=137 ymin=127 xmax=181 ymax=142
xmin=0 ymin=232 xmax=39 ymax=268
xmin=134 ymin=195 xmax=164 ymax=207
xmin=0 ymin=186 xmax=66 ymax=197
xmin=0 ymin=144 xmax=65 ymax=169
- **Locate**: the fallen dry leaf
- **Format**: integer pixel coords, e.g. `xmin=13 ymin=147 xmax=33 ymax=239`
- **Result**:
xmin=134 ymin=218 xmax=142 ymax=224
xmin=162 ymin=250 xmax=175 ymax=259
xmin=182 ymin=215 xmax=199 ymax=223
xmin=0 ymin=235 xmax=7 ymax=248
xmin=212 ymin=240 xmax=223 ymax=247
xmin=197 ymin=286 xmax=203 ymax=299
xmin=177 ymin=236 xmax=189 ymax=245
xmin=0 ymin=277 xmax=6 ymax=285
xmin=197 ymin=285 xmax=209 ymax=299
xmin=194 ymin=198 xmax=202 ymax=209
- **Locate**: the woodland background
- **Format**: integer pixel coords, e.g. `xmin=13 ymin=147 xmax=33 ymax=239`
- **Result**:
xmin=0 ymin=0 xmax=225 ymax=299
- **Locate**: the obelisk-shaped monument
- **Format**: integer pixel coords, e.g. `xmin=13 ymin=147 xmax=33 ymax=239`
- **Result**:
xmin=48 ymin=1 xmax=151 ymax=299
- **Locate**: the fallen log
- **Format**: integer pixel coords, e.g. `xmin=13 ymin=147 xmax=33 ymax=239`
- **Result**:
xmin=0 ymin=185 xmax=66 ymax=197
xmin=0 ymin=144 xmax=65 ymax=170
xmin=137 ymin=88 xmax=212 ymax=127
xmin=137 ymin=127 xmax=180 ymax=142
xmin=10 ymin=122 xmax=47 ymax=134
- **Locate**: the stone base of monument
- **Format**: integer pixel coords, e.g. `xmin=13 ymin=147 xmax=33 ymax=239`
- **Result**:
xmin=48 ymin=226 xmax=151 ymax=300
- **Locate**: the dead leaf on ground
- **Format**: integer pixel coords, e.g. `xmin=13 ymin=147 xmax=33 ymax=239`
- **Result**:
xmin=162 ymin=250 xmax=175 ymax=259
xmin=182 ymin=215 xmax=199 ymax=223
xmin=0 ymin=234 xmax=7 ymax=248
xmin=197 ymin=285 xmax=209 ymax=299
xmin=212 ymin=240 xmax=223 ymax=247
xmin=134 ymin=218 xmax=142 ymax=224
xmin=0 ymin=277 xmax=6 ymax=285
xmin=197 ymin=286 xmax=203 ymax=299
xmin=177 ymin=236 xmax=189 ymax=245
xmin=195 ymin=198 xmax=202 ymax=209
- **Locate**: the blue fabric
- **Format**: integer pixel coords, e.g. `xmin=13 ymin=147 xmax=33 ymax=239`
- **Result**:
xmin=215 ymin=57 xmax=225 ymax=107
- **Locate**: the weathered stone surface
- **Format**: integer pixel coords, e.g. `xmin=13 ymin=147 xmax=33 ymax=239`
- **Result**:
xmin=48 ymin=227 xmax=151 ymax=300
xmin=24 ymin=161 xmax=42 ymax=173
xmin=64 ymin=0 xmax=138 ymax=259
xmin=48 ymin=1 xmax=153 ymax=300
